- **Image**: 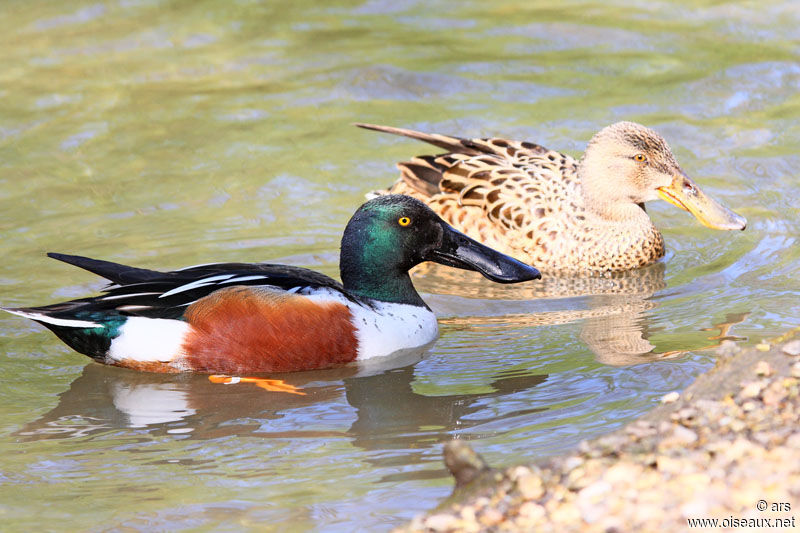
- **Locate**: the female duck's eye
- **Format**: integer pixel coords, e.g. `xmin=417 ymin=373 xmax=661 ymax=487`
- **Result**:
xmin=634 ymin=153 xmax=647 ymax=163
xmin=398 ymin=216 xmax=412 ymax=227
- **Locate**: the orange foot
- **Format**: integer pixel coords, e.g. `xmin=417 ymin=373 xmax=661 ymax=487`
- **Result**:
xmin=209 ymin=374 xmax=306 ymax=395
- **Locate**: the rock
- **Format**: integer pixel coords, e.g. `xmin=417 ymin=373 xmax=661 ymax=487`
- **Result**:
xmin=659 ymin=424 xmax=698 ymax=450
xmin=425 ymin=513 xmax=460 ymax=532
xmin=729 ymin=419 xmax=746 ymax=432
xmin=791 ymin=361 xmax=800 ymax=378
xmin=576 ymin=480 xmax=612 ymax=523
xmin=754 ymin=360 xmax=773 ymax=376
xmin=741 ymin=400 xmax=757 ymax=412
xmin=661 ymin=391 xmax=680 ymax=403
xmin=517 ymin=501 xmax=545 ymax=521
xmin=717 ymin=339 xmax=740 ymax=357
xmin=549 ymin=503 xmax=581 ymax=523
xmin=562 ymin=456 xmax=583 ymax=472
xmin=756 ymin=342 xmax=770 ymax=352
xmin=781 ymin=340 xmax=800 ymax=356
xmin=626 ymin=421 xmax=656 ymax=439
xmin=740 ymin=380 xmax=765 ymax=399
xmin=762 ymin=381 xmax=787 ymax=406
xmin=478 ymin=508 xmax=504 ymax=527
xmin=566 ymin=466 xmax=590 ymax=491
xmin=656 ymin=455 xmax=685 ymax=474
xmin=517 ymin=473 xmax=545 ymax=500
xmin=443 ymin=440 xmax=491 ymax=489
xmin=603 ymin=463 xmax=643 ymax=484
xmin=785 ymin=432 xmax=800 ymax=449
xmin=459 ymin=506 xmax=476 ymax=523
xmin=508 ymin=466 xmax=531 ymax=481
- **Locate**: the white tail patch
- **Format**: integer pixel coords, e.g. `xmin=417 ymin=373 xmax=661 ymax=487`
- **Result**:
xmin=159 ymin=274 xmax=237 ymax=298
xmin=107 ymin=317 xmax=191 ymax=364
xmin=1 ymin=307 xmax=101 ymax=328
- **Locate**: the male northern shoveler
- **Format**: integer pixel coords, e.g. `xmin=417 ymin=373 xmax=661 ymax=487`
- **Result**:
xmin=2 ymin=195 xmax=540 ymax=374
xmin=357 ymin=122 xmax=747 ymax=274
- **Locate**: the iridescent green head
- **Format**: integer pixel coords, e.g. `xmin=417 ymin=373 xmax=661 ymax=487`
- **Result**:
xmin=339 ymin=195 xmax=540 ymax=305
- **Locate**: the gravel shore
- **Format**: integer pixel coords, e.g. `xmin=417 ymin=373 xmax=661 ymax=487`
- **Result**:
xmin=401 ymin=336 xmax=800 ymax=532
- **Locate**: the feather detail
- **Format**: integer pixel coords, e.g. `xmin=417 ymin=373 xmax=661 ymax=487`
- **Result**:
xmin=361 ymin=123 xmax=667 ymax=273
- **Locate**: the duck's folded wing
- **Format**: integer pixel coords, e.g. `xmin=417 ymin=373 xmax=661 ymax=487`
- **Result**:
xmin=34 ymin=257 xmax=344 ymax=320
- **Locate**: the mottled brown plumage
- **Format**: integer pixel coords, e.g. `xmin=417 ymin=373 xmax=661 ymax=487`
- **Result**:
xmin=358 ymin=122 xmax=746 ymax=275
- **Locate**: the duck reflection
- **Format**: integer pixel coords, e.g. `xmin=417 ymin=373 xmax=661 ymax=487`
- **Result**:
xmin=16 ymin=355 xmax=548 ymax=449
xmin=418 ymin=262 xmax=748 ymax=365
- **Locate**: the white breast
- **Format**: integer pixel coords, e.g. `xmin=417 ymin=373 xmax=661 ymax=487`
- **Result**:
xmin=302 ymin=288 xmax=439 ymax=360
xmin=347 ymin=300 xmax=439 ymax=359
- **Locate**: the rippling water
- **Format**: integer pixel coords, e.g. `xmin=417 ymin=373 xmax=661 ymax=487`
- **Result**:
xmin=1 ymin=1 xmax=798 ymax=531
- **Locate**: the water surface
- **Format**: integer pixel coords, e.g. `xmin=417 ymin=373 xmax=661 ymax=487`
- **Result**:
xmin=1 ymin=1 xmax=798 ymax=531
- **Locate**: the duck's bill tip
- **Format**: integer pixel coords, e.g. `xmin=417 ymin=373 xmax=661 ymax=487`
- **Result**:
xmin=431 ymin=249 xmax=541 ymax=283
xmin=482 ymin=263 xmax=543 ymax=283
xmin=429 ymin=226 xmax=541 ymax=283
xmin=657 ymin=177 xmax=747 ymax=232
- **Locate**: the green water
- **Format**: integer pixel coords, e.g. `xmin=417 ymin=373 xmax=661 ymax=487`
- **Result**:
xmin=0 ymin=1 xmax=797 ymax=531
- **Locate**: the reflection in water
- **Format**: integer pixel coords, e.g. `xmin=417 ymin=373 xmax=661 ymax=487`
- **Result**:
xmin=17 ymin=359 xmax=548 ymax=456
xmin=344 ymin=366 xmax=546 ymax=450
xmin=16 ymin=365 xmax=340 ymax=441
xmin=422 ymin=262 xmax=749 ymax=365
xmin=414 ymin=259 xmax=668 ymax=300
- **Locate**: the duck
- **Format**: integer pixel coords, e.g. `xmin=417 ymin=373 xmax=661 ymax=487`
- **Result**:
xmin=356 ymin=121 xmax=747 ymax=274
xmin=2 ymin=195 xmax=540 ymax=375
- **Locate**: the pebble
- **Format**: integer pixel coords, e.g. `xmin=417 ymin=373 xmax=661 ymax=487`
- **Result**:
xmin=459 ymin=507 xmax=476 ymax=523
xmin=425 ymin=513 xmax=459 ymax=532
xmin=603 ymin=463 xmax=642 ymax=484
xmin=729 ymin=419 xmax=746 ymax=432
xmin=791 ymin=361 xmax=800 ymax=378
xmin=656 ymin=455 xmax=684 ymax=474
xmin=661 ymin=391 xmax=680 ymax=403
xmin=740 ymin=381 xmax=765 ymax=398
xmin=754 ymin=360 xmax=773 ymax=376
xmin=755 ymin=342 xmax=771 ymax=352
xmin=517 ymin=501 xmax=545 ymax=521
xmin=762 ymin=381 xmax=786 ymax=406
xmin=717 ymin=339 xmax=740 ymax=357
xmin=562 ymin=456 xmax=583 ymax=472
xmin=785 ymin=432 xmax=800 ymax=449
xmin=508 ymin=466 xmax=530 ymax=481
xmin=479 ymin=508 xmax=503 ymax=527
xmin=781 ymin=340 xmax=800 ymax=356
xmin=671 ymin=425 xmax=698 ymax=444
xmin=516 ymin=473 xmax=544 ymax=500
xmin=576 ymin=481 xmax=611 ymax=523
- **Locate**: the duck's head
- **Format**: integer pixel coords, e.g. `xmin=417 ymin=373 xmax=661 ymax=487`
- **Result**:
xmin=340 ymin=195 xmax=540 ymax=304
xmin=579 ymin=122 xmax=746 ymax=230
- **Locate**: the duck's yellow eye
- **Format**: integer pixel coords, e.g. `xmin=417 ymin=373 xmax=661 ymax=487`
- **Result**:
xmin=398 ymin=216 xmax=411 ymax=227
xmin=634 ymin=153 xmax=647 ymax=163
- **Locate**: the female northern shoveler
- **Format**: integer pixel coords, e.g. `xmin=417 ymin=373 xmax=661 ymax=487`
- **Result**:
xmin=357 ymin=122 xmax=747 ymax=274
xmin=2 ymin=195 xmax=540 ymax=374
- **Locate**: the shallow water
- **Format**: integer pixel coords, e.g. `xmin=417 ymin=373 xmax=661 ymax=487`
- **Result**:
xmin=0 ymin=1 xmax=798 ymax=531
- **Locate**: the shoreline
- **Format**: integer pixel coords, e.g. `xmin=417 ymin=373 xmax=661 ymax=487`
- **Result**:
xmin=400 ymin=334 xmax=800 ymax=532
